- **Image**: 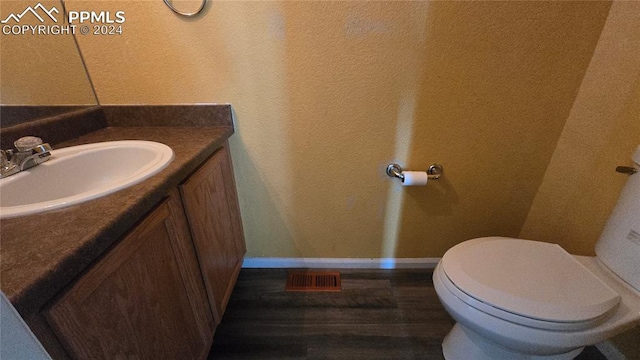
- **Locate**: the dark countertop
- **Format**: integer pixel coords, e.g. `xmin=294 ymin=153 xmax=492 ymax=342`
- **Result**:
xmin=1 ymin=125 xmax=234 ymax=314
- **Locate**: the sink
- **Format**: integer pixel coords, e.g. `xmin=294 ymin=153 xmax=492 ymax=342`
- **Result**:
xmin=0 ymin=140 xmax=174 ymax=219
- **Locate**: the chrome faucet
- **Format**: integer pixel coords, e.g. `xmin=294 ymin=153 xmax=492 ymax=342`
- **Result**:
xmin=0 ymin=136 xmax=52 ymax=179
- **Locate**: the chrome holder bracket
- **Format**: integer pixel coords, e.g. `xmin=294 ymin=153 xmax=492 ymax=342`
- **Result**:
xmin=386 ymin=163 xmax=444 ymax=181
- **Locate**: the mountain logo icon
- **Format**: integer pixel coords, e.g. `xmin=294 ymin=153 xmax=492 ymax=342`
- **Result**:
xmin=1 ymin=2 xmax=59 ymax=24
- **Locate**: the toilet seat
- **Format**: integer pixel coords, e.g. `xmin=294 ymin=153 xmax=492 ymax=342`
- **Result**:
xmin=441 ymin=237 xmax=621 ymax=330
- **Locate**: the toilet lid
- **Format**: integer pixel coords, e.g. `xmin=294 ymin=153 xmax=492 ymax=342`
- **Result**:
xmin=442 ymin=237 xmax=620 ymax=323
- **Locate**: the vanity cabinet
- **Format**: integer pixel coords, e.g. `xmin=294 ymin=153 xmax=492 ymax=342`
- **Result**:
xmin=180 ymin=144 xmax=245 ymax=323
xmin=40 ymin=143 xmax=246 ymax=359
xmin=45 ymin=191 xmax=214 ymax=360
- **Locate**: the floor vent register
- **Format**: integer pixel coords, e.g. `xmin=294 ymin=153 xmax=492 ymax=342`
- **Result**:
xmin=286 ymin=271 xmax=342 ymax=292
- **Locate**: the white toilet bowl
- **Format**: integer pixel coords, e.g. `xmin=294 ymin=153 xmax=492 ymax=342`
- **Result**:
xmin=433 ymin=239 xmax=640 ymax=359
xmin=434 ymin=145 xmax=640 ymax=360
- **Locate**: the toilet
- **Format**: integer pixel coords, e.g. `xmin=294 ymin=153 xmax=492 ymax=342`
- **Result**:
xmin=434 ymin=145 xmax=640 ymax=360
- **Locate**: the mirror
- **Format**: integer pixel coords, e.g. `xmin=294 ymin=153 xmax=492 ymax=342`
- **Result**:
xmin=0 ymin=0 xmax=98 ymax=128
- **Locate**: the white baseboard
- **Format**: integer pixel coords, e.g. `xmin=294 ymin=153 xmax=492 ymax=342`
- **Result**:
xmin=242 ymin=257 xmax=441 ymax=269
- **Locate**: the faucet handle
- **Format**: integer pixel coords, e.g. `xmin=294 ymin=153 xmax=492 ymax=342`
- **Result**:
xmin=1 ymin=150 xmax=17 ymax=173
xmin=1 ymin=150 xmax=8 ymax=169
xmin=14 ymin=136 xmax=43 ymax=152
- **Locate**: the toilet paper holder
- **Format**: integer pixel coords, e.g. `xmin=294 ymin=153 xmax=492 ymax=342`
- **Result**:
xmin=386 ymin=163 xmax=443 ymax=181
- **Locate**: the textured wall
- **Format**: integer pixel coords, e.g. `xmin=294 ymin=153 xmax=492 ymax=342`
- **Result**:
xmin=0 ymin=0 xmax=95 ymax=105
xmin=71 ymin=1 xmax=612 ymax=258
xmin=520 ymin=1 xmax=640 ymax=256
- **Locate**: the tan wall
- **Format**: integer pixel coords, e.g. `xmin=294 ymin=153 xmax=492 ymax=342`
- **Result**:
xmin=0 ymin=0 xmax=96 ymax=105
xmin=70 ymin=1 xmax=612 ymax=258
xmin=520 ymin=1 xmax=640 ymax=256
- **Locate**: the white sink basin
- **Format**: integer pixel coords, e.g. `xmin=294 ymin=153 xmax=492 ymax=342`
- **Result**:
xmin=0 ymin=140 xmax=174 ymax=219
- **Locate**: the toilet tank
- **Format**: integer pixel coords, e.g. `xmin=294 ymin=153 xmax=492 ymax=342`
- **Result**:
xmin=596 ymin=145 xmax=640 ymax=292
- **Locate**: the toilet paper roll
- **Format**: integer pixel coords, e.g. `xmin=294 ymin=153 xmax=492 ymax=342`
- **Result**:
xmin=401 ymin=171 xmax=429 ymax=186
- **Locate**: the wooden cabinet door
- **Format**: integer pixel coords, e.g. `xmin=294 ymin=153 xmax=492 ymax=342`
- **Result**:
xmin=45 ymin=192 xmax=214 ymax=360
xmin=180 ymin=143 xmax=246 ymax=323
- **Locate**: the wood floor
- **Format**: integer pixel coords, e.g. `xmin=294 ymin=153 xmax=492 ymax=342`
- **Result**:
xmin=207 ymin=269 xmax=607 ymax=360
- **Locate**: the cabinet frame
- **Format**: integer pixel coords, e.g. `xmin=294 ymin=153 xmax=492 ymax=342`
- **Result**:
xmin=44 ymin=191 xmax=214 ymax=360
xmin=180 ymin=143 xmax=246 ymax=323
